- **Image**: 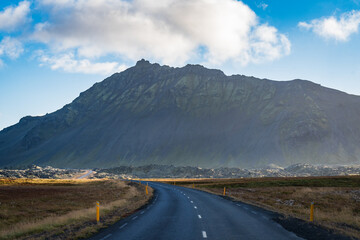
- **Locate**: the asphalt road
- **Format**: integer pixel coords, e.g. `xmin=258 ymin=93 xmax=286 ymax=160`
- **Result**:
xmin=89 ymin=182 xmax=302 ymax=240
xmin=77 ymin=170 xmax=93 ymax=179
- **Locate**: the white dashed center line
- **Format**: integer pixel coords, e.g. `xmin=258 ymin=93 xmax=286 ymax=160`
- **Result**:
xmin=100 ymin=233 xmax=112 ymax=240
xmin=119 ymin=223 xmax=128 ymax=229
xmin=140 ymin=211 xmax=145 ymax=214
xmin=194 ymin=206 xmax=197 ymax=209
xmin=198 ymin=215 xmax=202 ymax=219
xmin=132 ymin=216 xmax=138 ymax=220
xmin=190 ymin=201 xmax=193 ymax=203
xmin=202 ymin=231 xmax=207 ymax=238
xmin=251 ymin=211 xmax=258 ymax=215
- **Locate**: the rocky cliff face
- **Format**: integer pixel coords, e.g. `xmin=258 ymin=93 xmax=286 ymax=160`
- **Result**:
xmin=1 ymin=59 xmax=360 ymax=168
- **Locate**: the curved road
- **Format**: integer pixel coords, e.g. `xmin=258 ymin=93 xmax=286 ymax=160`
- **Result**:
xmin=77 ymin=170 xmax=93 ymax=179
xmin=89 ymin=182 xmax=302 ymax=240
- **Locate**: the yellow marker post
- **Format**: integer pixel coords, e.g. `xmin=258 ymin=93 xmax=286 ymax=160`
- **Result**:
xmin=96 ymin=201 xmax=100 ymax=223
xmin=192 ymin=183 xmax=194 ymax=189
xmin=146 ymin=185 xmax=148 ymax=195
xmin=223 ymin=187 xmax=226 ymax=196
xmin=174 ymin=181 xmax=176 ymax=185
xmin=310 ymin=202 xmax=314 ymax=222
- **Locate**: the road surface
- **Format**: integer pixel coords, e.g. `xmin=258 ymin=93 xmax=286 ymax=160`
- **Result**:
xmin=77 ymin=170 xmax=93 ymax=179
xmin=89 ymin=182 xmax=302 ymax=240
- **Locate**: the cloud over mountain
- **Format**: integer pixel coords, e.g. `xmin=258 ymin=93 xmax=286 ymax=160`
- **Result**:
xmin=37 ymin=51 xmax=127 ymax=74
xmin=33 ymin=0 xmax=290 ymax=67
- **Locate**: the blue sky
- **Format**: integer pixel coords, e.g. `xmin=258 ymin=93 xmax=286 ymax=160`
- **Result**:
xmin=0 ymin=0 xmax=360 ymax=130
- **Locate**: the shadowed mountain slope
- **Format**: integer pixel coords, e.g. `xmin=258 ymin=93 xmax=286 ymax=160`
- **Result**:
xmin=1 ymin=59 xmax=360 ymax=168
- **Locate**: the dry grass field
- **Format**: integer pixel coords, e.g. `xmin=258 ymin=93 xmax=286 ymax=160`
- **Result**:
xmin=163 ymin=176 xmax=360 ymax=239
xmin=0 ymin=178 xmax=152 ymax=240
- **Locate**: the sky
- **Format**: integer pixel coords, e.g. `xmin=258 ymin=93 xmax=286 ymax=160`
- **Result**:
xmin=0 ymin=0 xmax=360 ymax=130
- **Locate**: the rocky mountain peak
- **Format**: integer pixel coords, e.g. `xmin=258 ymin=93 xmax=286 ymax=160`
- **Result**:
xmin=1 ymin=61 xmax=360 ymax=168
xmin=135 ymin=58 xmax=151 ymax=67
xmin=182 ymin=63 xmax=225 ymax=77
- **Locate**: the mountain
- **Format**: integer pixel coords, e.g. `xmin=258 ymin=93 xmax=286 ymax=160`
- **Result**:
xmin=1 ymin=59 xmax=360 ymax=168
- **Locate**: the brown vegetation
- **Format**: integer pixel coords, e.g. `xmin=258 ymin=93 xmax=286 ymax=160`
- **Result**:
xmin=0 ymin=178 xmax=152 ymax=240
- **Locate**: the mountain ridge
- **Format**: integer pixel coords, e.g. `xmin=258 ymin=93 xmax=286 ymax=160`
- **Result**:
xmin=1 ymin=59 xmax=360 ymax=168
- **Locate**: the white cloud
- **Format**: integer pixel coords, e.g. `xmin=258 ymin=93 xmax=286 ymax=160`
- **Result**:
xmin=38 ymin=51 xmax=127 ymax=74
xmin=0 ymin=1 xmax=31 ymax=31
xmin=249 ymin=24 xmax=290 ymax=64
xmin=299 ymin=10 xmax=360 ymax=41
xmin=0 ymin=37 xmax=24 ymax=59
xmin=257 ymin=2 xmax=268 ymax=10
xmin=32 ymin=0 xmax=290 ymax=67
